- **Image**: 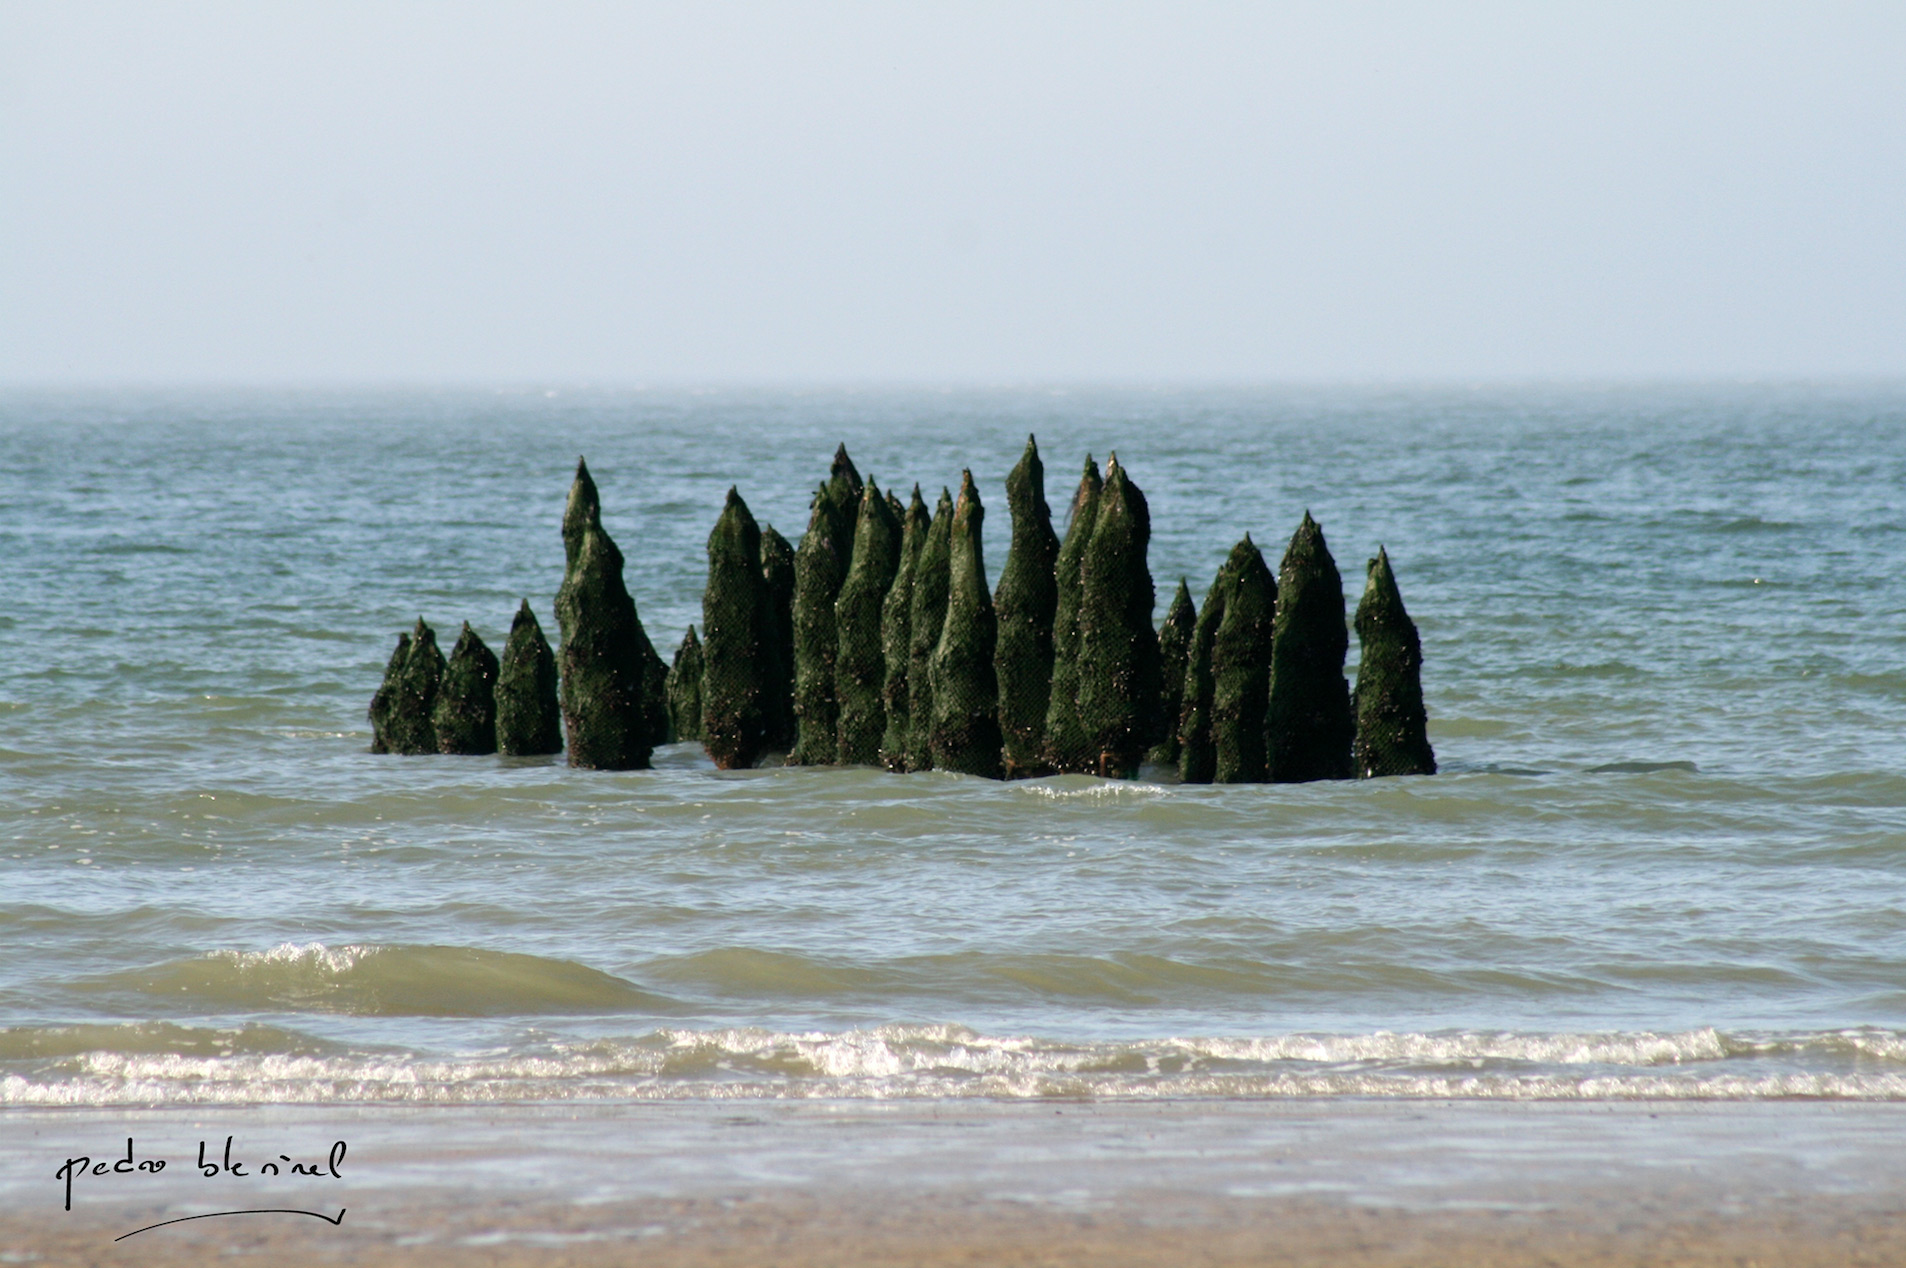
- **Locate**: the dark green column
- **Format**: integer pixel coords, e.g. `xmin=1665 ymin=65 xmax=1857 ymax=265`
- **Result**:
xmin=700 ymin=487 xmax=768 ymax=770
xmin=1212 ymin=536 xmax=1276 ymax=783
xmin=1177 ymin=565 xmax=1229 ymax=785
xmin=1147 ymin=579 xmax=1196 ymax=769
xmin=496 ymin=601 xmax=562 ymax=756
xmin=835 ymin=479 xmax=903 ymax=765
xmin=434 ymin=622 xmax=499 ymax=755
xmin=994 ymin=435 xmax=1060 ymax=778
xmin=368 ymin=630 xmax=410 ymax=754
xmin=1266 ymin=512 xmax=1355 ymax=783
xmin=1041 ymin=457 xmax=1102 ymax=773
xmin=928 ymin=471 xmax=1001 ymax=778
xmin=879 ymin=486 xmax=929 ymax=772
xmin=905 ymin=487 xmax=954 ymax=772
xmin=384 ymin=618 xmax=445 ymax=755
xmin=1076 ymin=455 xmax=1160 ymax=779
xmin=758 ymin=524 xmax=797 ymax=752
xmin=555 ymin=461 xmax=653 ymax=771
xmin=1353 ymin=547 xmax=1437 ymax=778
xmin=666 ymin=626 xmax=705 ymax=745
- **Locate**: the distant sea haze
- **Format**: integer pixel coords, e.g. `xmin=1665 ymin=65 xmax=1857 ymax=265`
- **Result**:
xmin=3 ymin=384 xmax=1904 ymax=1105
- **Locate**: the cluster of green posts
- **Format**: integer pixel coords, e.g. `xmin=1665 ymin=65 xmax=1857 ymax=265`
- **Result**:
xmin=370 ymin=441 xmax=1435 ymax=782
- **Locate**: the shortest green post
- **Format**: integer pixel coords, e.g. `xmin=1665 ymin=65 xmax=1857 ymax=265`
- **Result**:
xmin=1353 ymin=547 xmax=1437 ymax=777
xmin=496 ymin=601 xmax=563 ymax=756
xmin=667 ymin=626 xmax=706 ymax=744
xmin=434 ymin=623 xmax=500 ymax=754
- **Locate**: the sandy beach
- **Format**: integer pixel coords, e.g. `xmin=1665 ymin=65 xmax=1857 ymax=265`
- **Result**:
xmin=7 ymin=1100 xmax=1904 ymax=1265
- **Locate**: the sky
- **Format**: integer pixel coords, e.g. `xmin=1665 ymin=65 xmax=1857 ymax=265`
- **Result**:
xmin=2 ymin=2 xmax=1903 ymax=383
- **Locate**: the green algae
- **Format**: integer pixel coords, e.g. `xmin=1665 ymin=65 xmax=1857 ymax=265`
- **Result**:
xmin=905 ymin=487 xmax=955 ymax=772
xmin=994 ymin=435 xmax=1060 ymax=779
xmin=554 ymin=461 xmax=653 ymax=771
xmin=1176 ymin=564 xmax=1230 ymax=785
xmin=835 ymin=478 xmax=903 ymax=765
xmin=495 ymin=600 xmax=562 ymax=757
xmin=367 ymin=631 xmax=410 ymax=754
xmin=928 ymin=471 xmax=1001 ymax=778
xmin=1266 ymin=512 xmax=1355 ymax=783
xmin=433 ymin=622 xmax=499 ymax=755
xmin=1075 ymin=455 xmax=1160 ymax=779
xmin=1147 ymin=579 xmax=1196 ymax=769
xmin=789 ymin=485 xmax=851 ymax=765
xmin=758 ymin=524 xmax=797 ymax=752
xmin=1353 ymin=547 xmax=1437 ymax=778
xmin=1211 ymin=536 xmax=1276 ymax=783
xmin=879 ymin=486 xmax=929 ymax=772
xmin=381 ymin=618 xmax=445 ymax=756
xmin=1041 ymin=456 xmax=1102 ymax=773
xmin=700 ymin=487 xmax=768 ymax=769
xmin=666 ymin=626 xmax=705 ymax=745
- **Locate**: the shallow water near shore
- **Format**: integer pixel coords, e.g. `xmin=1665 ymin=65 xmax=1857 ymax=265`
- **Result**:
xmin=3 ymin=383 xmax=1905 ymax=1105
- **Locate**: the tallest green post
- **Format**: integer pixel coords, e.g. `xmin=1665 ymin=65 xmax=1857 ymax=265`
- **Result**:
xmin=993 ymin=435 xmax=1060 ymax=778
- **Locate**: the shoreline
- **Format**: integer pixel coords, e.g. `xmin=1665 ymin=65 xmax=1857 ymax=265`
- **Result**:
xmin=7 ymin=1099 xmax=1905 ymax=1265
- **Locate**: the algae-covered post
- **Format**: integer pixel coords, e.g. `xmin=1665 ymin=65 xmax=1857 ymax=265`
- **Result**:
xmin=554 ymin=459 xmax=654 ymax=770
xmin=1041 ymin=456 xmax=1102 ymax=773
xmin=758 ymin=524 xmax=797 ymax=752
xmin=1353 ymin=547 xmax=1437 ymax=778
xmin=994 ymin=435 xmax=1060 ymax=779
xmin=495 ymin=601 xmax=562 ymax=756
xmin=1266 ymin=512 xmax=1355 ymax=783
xmin=835 ymin=479 xmax=902 ymax=765
xmin=1211 ymin=536 xmax=1276 ymax=783
xmin=879 ymin=486 xmax=929 ymax=772
xmin=368 ymin=631 xmax=410 ymax=754
xmin=1148 ymin=579 xmax=1196 ymax=769
xmin=927 ymin=471 xmax=1002 ymax=778
xmin=1076 ymin=455 xmax=1160 ymax=779
xmin=789 ymin=446 xmax=862 ymax=765
xmin=700 ymin=487 xmax=770 ymax=769
xmin=666 ymin=625 xmax=705 ymax=745
xmin=434 ymin=623 xmax=500 ymax=755
xmin=904 ymin=487 xmax=954 ymax=772
xmin=1177 ymin=564 xmax=1229 ymax=785
xmin=381 ymin=618 xmax=446 ymax=755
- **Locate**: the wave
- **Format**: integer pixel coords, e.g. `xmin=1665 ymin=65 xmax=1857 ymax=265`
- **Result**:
xmin=8 ymin=1023 xmax=1906 ymax=1106
xmin=78 ymin=943 xmax=681 ymax=1017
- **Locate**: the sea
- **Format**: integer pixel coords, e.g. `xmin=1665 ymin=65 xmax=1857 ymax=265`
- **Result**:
xmin=3 ymin=383 xmax=1905 ymax=1107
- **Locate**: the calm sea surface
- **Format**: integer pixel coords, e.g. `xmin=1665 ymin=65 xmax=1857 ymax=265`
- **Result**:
xmin=3 ymin=384 xmax=1905 ymax=1104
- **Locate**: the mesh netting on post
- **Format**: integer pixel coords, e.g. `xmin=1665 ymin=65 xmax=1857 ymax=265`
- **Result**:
xmin=928 ymin=471 xmax=1001 ymax=778
xmin=994 ymin=436 xmax=1059 ymax=779
xmin=1353 ymin=547 xmax=1437 ymax=778
xmin=1266 ymin=512 xmax=1355 ymax=783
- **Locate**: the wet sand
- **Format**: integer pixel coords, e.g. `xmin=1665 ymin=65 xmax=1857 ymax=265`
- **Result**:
xmin=6 ymin=1100 xmax=1905 ymax=1265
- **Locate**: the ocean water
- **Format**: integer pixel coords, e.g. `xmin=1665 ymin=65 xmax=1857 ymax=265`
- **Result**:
xmin=3 ymin=384 xmax=1905 ymax=1106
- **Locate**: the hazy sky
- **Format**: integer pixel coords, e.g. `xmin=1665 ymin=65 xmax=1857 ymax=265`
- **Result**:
xmin=3 ymin=2 xmax=1902 ymax=383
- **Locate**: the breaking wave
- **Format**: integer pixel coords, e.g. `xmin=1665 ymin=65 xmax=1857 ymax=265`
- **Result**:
xmin=7 ymin=1022 xmax=1906 ymax=1106
xmin=77 ymin=943 xmax=680 ymax=1017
